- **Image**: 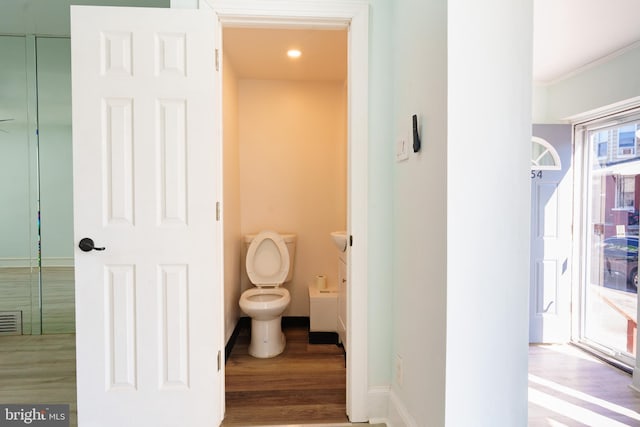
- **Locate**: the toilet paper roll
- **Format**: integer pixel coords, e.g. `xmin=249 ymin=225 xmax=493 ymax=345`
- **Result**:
xmin=315 ymin=275 xmax=327 ymax=289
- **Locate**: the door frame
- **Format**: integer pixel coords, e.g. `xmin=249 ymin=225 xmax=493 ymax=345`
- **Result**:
xmin=202 ymin=0 xmax=369 ymax=422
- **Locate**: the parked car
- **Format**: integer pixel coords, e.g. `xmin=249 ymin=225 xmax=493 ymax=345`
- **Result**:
xmin=602 ymin=236 xmax=638 ymax=290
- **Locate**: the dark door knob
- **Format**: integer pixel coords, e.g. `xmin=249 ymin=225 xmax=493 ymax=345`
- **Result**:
xmin=79 ymin=238 xmax=105 ymax=252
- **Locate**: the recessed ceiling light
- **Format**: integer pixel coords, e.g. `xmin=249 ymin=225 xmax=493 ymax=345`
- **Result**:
xmin=287 ymin=49 xmax=301 ymax=58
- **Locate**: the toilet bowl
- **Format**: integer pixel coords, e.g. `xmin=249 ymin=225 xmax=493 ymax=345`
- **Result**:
xmin=239 ymin=230 xmax=296 ymax=358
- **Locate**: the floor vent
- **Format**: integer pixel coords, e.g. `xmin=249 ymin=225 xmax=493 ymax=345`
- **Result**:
xmin=0 ymin=311 xmax=22 ymax=335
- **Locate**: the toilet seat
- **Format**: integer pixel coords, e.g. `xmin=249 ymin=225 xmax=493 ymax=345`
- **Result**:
xmin=240 ymin=288 xmax=291 ymax=312
xmin=246 ymin=231 xmax=290 ymax=286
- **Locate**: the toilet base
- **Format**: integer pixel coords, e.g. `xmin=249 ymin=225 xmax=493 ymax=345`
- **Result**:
xmin=249 ymin=317 xmax=286 ymax=358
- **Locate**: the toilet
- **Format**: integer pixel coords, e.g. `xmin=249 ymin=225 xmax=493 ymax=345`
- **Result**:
xmin=240 ymin=231 xmax=296 ymax=358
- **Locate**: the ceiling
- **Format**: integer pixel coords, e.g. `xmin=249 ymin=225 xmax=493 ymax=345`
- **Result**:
xmin=533 ymin=0 xmax=640 ymax=84
xmin=225 ymin=1 xmax=640 ymax=85
xmin=223 ymin=28 xmax=347 ymax=81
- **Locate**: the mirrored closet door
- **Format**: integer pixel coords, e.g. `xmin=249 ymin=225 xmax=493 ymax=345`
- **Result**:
xmin=0 ymin=35 xmax=74 ymax=335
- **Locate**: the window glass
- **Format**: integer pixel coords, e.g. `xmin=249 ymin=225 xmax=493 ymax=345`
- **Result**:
xmin=581 ymin=113 xmax=640 ymax=366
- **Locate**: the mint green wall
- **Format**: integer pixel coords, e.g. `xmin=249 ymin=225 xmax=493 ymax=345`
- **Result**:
xmin=0 ymin=36 xmax=37 ymax=265
xmin=0 ymin=36 xmax=75 ymax=265
xmin=37 ymin=37 xmax=74 ymax=265
xmin=366 ymin=0 xmax=394 ymax=388
xmin=0 ymin=0 xmax=169 ymax=36
xmin=534 ymin=44 xmax=640 ymax=122
xmin=390 ymin=0 xmax=447 ymax=422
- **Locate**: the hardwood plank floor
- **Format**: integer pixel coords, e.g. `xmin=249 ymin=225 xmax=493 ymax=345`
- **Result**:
xmin=0 ymin=334 xmax=77 ymax=426
xmin=528 ymin=344 xmax=640 ymax=426
xmin=40 ymin=267 xmax=75 ymax=334
xmin=3 ymin=332 xmax=640 ymax=426
xmin=0 ymin=267 xmax=75 ymax=335
xmin=223 ymin=324 xmax=348 ymax=426
xmin=0 ymin=267 xmax=38 ymax=334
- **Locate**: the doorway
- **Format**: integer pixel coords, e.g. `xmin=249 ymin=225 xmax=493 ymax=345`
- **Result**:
xmin=205 ymin=0 xmax=370 ymax=421
xmin=220 ymin=26 xmax=348 ymax=424
xmin=529 ymin=124 xmax=572 ymax=344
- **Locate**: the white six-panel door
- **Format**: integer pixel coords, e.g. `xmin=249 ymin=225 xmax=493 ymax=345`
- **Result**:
xmin=71 ymin=6 xmax=222 ymax=426
xmin=529 ymin=125 xmax=572 ymax=343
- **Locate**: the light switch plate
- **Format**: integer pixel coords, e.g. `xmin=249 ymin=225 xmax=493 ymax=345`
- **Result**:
xmin=396 ymin=132 xmax=409 ymax=162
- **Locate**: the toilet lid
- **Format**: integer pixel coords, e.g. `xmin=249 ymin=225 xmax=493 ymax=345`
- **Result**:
xmin=246 ymin=231 xmax=290 ymax=286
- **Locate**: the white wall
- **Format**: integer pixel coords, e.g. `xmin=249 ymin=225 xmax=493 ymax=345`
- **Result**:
xmin=534 ymin=44 xmax=640 ymax=123
xmin=446 ymin=0 xmax=532 ymax=425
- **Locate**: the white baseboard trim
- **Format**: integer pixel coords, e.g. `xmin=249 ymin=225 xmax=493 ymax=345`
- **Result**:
xmin=386 ymin=389 xmax=418 ymax=427
xmin=41 ymin=258 xmax=74 ymax=267
xmin=0 ymin=258 xmax=35 ymax=268
xmin=367 ymin=385 xmax=390 ymax=423
xmin=366 ymin=386 xmax=418 ymax=427
xmin=0 ymin=257 xmax=74 ymax=268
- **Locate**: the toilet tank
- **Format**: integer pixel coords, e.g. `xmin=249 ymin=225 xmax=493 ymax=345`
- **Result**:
xmin=244 ymin=232 xmax=296 ymax=283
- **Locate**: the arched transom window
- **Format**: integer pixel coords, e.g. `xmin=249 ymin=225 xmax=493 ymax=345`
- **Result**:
xmin=531 ymin=136 xmax=561 ymax=170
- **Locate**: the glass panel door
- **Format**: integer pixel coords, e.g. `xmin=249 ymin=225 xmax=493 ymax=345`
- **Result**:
xmin=582 ymin=114 xmax=640 ymax=365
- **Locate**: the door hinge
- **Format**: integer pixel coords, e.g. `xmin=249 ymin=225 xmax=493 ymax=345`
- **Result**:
xmin=217 ymin=350 xmax=222 ymax=371
xmin=216 ymin=201 xmax=220 ymax=221
xmin=350 ymin=235 xmax=353 ymax=246
xmin=215 ymin=48 xmax=219 ymax=72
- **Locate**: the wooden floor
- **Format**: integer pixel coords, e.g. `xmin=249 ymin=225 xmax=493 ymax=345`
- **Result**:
xmin=0 ymin=267 xmax=75 ymax=335
xmin=222 ymin=324 xmax=349 ymax=426
xmin=40 ymin=267 xmax=76 ymax=334
xmin=0 ymin=334 xmax=77 ymax=426
xmin=528 ymin=344 xmax=640 ymax=426
xmin=2 ymin=332 xmax=640 ymax=426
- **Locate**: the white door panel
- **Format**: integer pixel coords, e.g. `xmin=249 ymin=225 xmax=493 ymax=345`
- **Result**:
xmin=529 ymin=124 xmax=572 ymax=343
xmin=71 ymin=6 xmax=222 ymax=426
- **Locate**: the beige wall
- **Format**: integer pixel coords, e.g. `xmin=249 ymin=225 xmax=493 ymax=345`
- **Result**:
xmin=222 ymin=53 xmax=242 ymax=342
xmin=237 ymin=79 xmax=347 ymax=316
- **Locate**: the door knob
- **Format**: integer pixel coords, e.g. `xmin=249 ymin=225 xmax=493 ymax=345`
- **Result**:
xmin=79 ymin=238 xmax=105 ymax=252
